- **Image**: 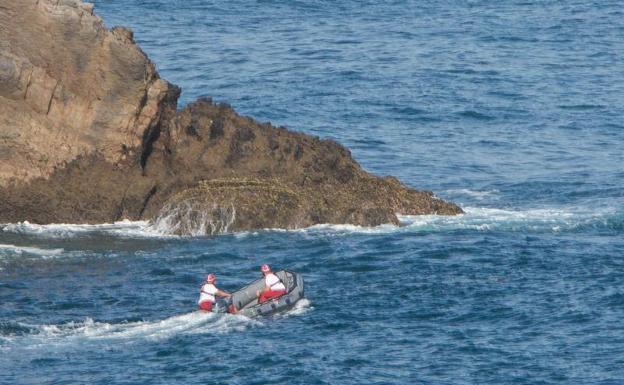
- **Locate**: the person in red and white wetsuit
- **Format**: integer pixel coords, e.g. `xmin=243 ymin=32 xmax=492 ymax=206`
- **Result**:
xmin=198 ymin=273 xmax=231 ymax=312
xmin=256 ymin=264 xmax=287 ymax=304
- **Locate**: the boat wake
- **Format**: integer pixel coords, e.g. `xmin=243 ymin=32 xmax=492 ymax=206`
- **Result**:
xmin=0 ymin=312 xmax=261 ymax=348
xmin=0 ymin=298 xmax=315 ymax=351
xmin=281 ymin=298 xmax=313 ymax=317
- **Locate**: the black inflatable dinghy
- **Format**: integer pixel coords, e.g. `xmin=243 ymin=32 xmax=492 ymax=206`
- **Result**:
xmin=213 ymin=270 xmax=304 ymax=317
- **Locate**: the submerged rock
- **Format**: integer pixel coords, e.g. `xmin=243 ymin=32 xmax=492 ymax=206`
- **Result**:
xmin=0 ymin=0 xmax=462 ymax=234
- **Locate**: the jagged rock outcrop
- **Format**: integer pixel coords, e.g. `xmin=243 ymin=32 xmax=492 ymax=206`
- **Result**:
xmin=0 ymin=0 xmax=462 ymax=234
xmin=0 ymin=0 xmax=179 ymax=183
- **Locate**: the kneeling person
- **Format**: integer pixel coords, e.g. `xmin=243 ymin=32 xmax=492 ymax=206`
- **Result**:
xmin=198 ymin=273 xmax=231 ymax=312
xmin=257 ymin=264 xmax=286 ymax=304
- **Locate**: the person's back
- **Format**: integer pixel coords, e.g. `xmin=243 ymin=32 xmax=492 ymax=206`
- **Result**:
xmin=264 ymin=271 xmax=286 ymax=292
xmin=257 ymin=264 xmax=287 ymax=303
xmin=198 ymin=274 xmax=231 ymax=311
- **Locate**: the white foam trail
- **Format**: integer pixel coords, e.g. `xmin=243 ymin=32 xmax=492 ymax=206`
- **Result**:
xmin=0 ymin=244 xmax=64 ymax=257
xmin=5 ymin=312 xmax=260 ymax=347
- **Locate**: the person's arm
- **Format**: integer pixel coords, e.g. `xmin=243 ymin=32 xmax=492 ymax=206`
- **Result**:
xmin=216 ymin=289 xmax=231 ymax=298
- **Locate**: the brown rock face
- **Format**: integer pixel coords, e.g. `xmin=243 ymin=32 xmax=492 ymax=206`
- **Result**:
xmin=0 ymin=0 xmax=462 ymax=234
xmin=0 ymin=0 xmax=179 ymax=183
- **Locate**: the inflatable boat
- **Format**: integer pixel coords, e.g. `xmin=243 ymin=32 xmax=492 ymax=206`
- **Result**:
xmin=213 ymin=270 xmax=304 ymax=317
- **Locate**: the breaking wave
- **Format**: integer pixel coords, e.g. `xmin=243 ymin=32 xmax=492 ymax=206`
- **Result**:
xmin=0 ymin=244 xmax=65 ymax=270
xmin=399 ymin=206 xmax=622 ymax=233
xmin=0 ymin=244 xmax=64 ymax=257
xmin=291 ymin=206 xmax=623 ymax=235
xmin=0 ymin=220 xmax=167 ymax=239
xmin=151 ymin=200 xmax=237 ymax=236
xmin=1 ymin=206 xmax=621 ymax=239
xmin=445 ymin=189 xmax=500 ymax=200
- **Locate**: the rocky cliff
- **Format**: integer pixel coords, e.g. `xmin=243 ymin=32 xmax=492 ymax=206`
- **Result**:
xmin=0 ymin=0 xmax=462 ymax=234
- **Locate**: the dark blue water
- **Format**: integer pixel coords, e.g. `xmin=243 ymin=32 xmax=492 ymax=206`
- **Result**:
xmin=2 ymin=1 xmax=624 ymax=384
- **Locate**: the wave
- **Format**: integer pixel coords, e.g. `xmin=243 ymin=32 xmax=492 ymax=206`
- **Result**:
xmin=0 ymin=244 xmax=64 ymax=257
xmin=0 ymin=220 xmax=169 ymax=239
xmin=287 ymin=206 xmax=622 ymax=236
xmin=0 ymin=244 xmax=65 ymax=270
xmin=456 ymin=110 xmax=495 ymax=121
xmin=444 ymin=189 xmax=500 ymax=200
xmin=151 ymin=200 xmax=237 ymax=236
xmin=1 ymin=206 xmax=621 ymax=239
xmin=399 ymin=206 xmax=621 ymax=233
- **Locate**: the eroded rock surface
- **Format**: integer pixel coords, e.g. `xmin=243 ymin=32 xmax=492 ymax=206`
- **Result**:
xmin=0 ymin=0 xmax=462 ymax=234
xmin=0 ymin=0 xmax=179 ymax=183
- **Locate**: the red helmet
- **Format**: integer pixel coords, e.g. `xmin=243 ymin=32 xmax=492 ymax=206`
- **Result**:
xmin=260 ymin=264 xmax=271 ymax=273
xmin=206 ymin=273 xmax=216 ymax=283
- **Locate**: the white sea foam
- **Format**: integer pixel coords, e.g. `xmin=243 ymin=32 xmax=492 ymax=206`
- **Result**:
xmin=1 ymin=206 xmax=618 ymax=239
xmin=0 ymin=303 xmax=320 ymax=349
xmin=445 ymin=188 xmax=500 ymax=200
xmin=398 ymin=206 xmax=617 ymax=233
xmin=283 ymin=206 xmax=619 ymax=236
xmin=0 ymin=244 xmax=64 ymax=257
xmin=151 ymin=200 xmax=237 ymax=236
xmin=0 ymin=220 xmax=172 ymax=239
xmin=3 ymin=312 xmax=261 ymax=347
xmin=282 ymin=298 xmax=313 ymax=317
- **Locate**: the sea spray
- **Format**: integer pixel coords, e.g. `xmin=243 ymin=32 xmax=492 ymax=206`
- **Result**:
xmin=1 ymin=205 xmax=620 ymax=239
xmin=151 ymin=200 xmax=237 ymax=236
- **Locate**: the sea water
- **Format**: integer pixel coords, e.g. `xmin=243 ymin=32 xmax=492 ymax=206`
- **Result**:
xmin=1 ymin=1 xmax=623 ymax=384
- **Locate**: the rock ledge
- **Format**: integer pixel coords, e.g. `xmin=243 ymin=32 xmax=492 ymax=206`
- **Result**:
xmin=0 ymin=0 xmax=462 ymax=234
